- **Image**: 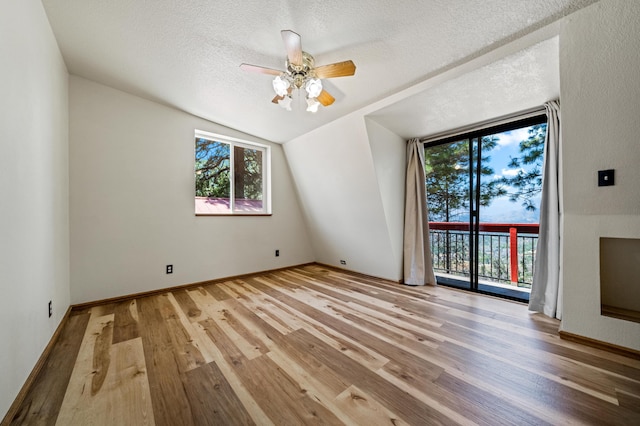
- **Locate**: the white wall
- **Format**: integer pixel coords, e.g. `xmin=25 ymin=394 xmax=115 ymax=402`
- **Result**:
xmin=69 ymin=76 xmax=313 ymax=303
xmin=0 ymin=0 xmax=70 ymax=419
xmin=364 ymin=118 xmax=406 ymax=278
xmin=559 ymin=0 xmax=640 ymax=350
xmin=284 ymin=115 xmax=400 ymax=281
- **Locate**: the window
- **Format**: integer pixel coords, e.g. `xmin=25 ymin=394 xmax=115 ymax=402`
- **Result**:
xmin=195 ymin=131 xmax=270 ymax=215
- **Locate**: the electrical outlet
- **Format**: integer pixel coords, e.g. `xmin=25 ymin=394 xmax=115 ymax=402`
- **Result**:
xmin=340 ymin=260 xmax=346 ymax=265
xmin=166 ymin=264 xmax=173 ymax=274
xmin=275 ymin=249 xmax=280 ymax=257
xmin=48 ymin=300 xmax=52 ymax=318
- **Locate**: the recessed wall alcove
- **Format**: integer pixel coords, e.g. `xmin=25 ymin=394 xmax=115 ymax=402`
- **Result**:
xmin=600 ymin=237 xmax=640 ymax=323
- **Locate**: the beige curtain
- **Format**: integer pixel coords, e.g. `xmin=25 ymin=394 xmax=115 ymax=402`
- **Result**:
xmin=403 ymin=138 xmax=436 ymax=286
xmin=529 ymin=100 xmax=562 ymax=319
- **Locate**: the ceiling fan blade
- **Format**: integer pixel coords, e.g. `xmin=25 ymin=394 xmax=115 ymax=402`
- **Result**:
xmin=240 ymin=63 xmax=284 ymax=76
xmin=317 ymin=90 xmax=335 ymax=106
xmin=281 ymin=30 xmax=303 ymax=66
xmin=315 ymin=60 xmax=356 ymax=79
xmin=272 ymin=86 xmax=293 ymax=104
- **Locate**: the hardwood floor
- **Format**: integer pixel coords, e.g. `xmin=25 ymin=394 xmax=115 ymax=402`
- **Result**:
xmin=7 ymin=264 xmax=640 ymax=425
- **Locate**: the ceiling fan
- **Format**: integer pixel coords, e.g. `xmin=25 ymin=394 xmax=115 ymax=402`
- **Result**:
xmin=240 ymin=30 xmax=356 ymax=112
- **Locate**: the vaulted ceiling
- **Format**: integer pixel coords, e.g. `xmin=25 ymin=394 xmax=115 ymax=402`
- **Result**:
xmin=42 ymin=0 xmax=597 ymax=143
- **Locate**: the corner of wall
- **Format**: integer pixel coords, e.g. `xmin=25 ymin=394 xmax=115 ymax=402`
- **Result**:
xmin=559 ymin=0 xmax=640 ymax=351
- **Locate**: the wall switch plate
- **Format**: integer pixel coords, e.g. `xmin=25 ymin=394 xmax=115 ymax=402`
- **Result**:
xmin=598 ymin=169 xmax=615 ymax=186
xmin=275 ymin=249 xmax=280 ymax=257
xmin=166 ymin=264 xmax=173 ymax=274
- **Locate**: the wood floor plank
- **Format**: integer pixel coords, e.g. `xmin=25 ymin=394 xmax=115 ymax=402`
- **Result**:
xmin=191 ymin=320 xmax=274 ymax=425
xmin=376 ymin=335 xmax=584 ymax=425
xmin=437 ymin=340 xmax=639 ymax=425
xmin=255 ymin=275 xmax=445 ymax=377
xmin=221 ymin=281 xmax=301 ymax=334
xmin=112 ymin=299 xmax=139 ymax=344
xmin=216 ymin=295 xmax=354 ymax=397
xmin=226 ymin=279 xmax=393 ymax=371
xmin=239 ymin=355 xmax=345 ymax=425
xmin=298 ymin=275 xmax=445 ymax=328
xmin=55 ymin=311 xmax=155 ymax=426
xmin=266 ymin=350 xmax=355 ymax=423
xmin=433 ymin=371 xmax=551 ymax=426
xmin=334 ymin=385 xmax=410 ymax=426
xmin=137 ymin=296 xmax=195 ymax=426
xmin=171 ymin=289 xmax=202 ymax=322
xmin=280 ymin=274 xmax=442 ymax=342
xmin=9 ymin=313 xmax=90 ymax=425
xmin=192 ymin=290 xmax=265 ymax=360
xmin=181 ymin=361 xmax=255 ymax=426
xmin=156 ymin=293 xmax=207 ymax=372
xmin=246 ymin=277 xmax=392 ymax=371
xmin=204 ymin=282 xmax=233 ymax=301
xmin=164 ymin=292 xmax=217 ymax=365
xmin=616 ymin=390 xmax=640 ymax=414
xmin=185 ymin=286 xmax=226 ymax=322
xmin=319 ymin=267 xmax=551 ymax=333
xmin=56 ymin=313 xmax=114 ymax=415
xmin=199 ymin=303 xmax=346 ymax=424
xmin=284 ymin=328 xmax=458 ymax=425
xmin=199 ymin=316 xmax=346 ymax=424
xmin=218 ymin=302 xmax=271 ymax=356
xmin=435 ymin=321 xmax=622 ymax=404
xmin=109 ymin=338 xmax=155 ymax=425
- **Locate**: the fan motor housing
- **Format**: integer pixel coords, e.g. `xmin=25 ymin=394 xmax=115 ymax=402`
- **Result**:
xmin=286 ymin=51 xmax=316 ymax=88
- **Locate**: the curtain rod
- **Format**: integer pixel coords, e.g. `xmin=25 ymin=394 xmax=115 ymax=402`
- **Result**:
xmin=419 ymin=104 xmax=547 ymax=144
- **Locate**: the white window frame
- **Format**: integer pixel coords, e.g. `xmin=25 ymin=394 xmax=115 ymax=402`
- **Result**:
xmin=195 ymin=130 xmax=271 ymax=215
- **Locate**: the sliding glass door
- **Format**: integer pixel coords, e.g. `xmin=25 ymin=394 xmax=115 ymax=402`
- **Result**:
xmin=425 ymin=116 xmax=547 ymax=301
xmin=425 ymin=139 xmax=472 ymax=289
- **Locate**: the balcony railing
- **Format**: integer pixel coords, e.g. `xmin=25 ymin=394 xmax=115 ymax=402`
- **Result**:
xmin=429 ymin=222 xmax=539 ymax=288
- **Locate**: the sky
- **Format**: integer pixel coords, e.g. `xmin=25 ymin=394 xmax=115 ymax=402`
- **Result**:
xmin=481 ymin=126 xmax=542 ymax=224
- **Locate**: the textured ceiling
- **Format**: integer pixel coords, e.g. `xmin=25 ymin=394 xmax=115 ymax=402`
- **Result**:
xmin=41 ymin=0 xmax=596 ymax=143
xmin=369 ymin=37 xmax=560 ymax=139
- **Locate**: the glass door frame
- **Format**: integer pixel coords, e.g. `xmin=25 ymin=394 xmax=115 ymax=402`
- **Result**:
xmin=425 ymin=114 xmax=547 ymax=301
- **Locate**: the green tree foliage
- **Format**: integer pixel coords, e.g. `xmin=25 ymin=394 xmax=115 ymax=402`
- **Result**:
xmin=425 ymin=136 xmax=505 ymax=222
xmin=195 ymin=138 xmax=230 ymax=198
xmin=195 ymin=138 xmax=263 ymax=200
xmin=498 ymin=123 xmax=547 ymax=211
xmin=425 ymin=140 xmax=468 ymax=222
xmin=233 ymin=146 xmax=263 ymax=201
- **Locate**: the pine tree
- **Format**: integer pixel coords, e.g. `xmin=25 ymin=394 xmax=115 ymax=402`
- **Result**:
xmin=425 ymin=136 xmax=505 ymax=222
xmin=498 ymin=123 xmax=547 ymax=211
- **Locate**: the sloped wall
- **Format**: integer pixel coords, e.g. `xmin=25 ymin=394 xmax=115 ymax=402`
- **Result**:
xmin=284 ymin=114 xmax=401 ymax=281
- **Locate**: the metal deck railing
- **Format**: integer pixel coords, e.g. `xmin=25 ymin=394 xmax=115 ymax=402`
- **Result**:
xmin=429 ymin=222 xmax=539 ymax=288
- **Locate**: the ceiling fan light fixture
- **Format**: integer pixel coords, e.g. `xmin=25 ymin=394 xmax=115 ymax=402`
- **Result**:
xmin=272 ymin=75 xmax=290 ymax=97
xmin=241 ymin=30 xmax=356 ymax=112
xmin=304 ymin=78 xmax=323 ymax=99
xmin=306 ymin=97 xmax=320 ymax=113
xmin=278 ymin=95 xmax=293 ymax=111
